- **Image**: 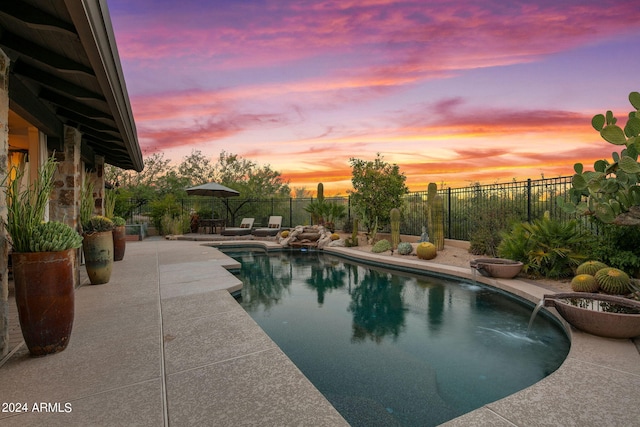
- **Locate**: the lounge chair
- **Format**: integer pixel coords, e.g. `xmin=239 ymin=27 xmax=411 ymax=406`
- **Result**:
xmin=220 ymin=218 xmax=254 ymax=236
xmin=252 ymin=216 xmax=282 ymax=237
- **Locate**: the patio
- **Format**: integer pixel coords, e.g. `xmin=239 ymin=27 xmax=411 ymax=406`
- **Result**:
xmin=1 ymin=237 xmax=639 ymax=426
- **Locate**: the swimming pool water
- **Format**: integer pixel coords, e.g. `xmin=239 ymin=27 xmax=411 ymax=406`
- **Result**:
xmin=227 ymin=249 xmax=570 ymax=427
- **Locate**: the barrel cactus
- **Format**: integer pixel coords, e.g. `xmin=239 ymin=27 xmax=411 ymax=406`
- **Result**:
xmin=416 ymin=242 xmax=437 ymax=260
xmin=571 ymin=274 xmax=599 ymax=293
xmin=372 ymin=239 xmax=392 ymax=253
xmin=330 ymin=233 xmax=340 ymax=241
xmin=397 ymin=241 xmax=413 ymax=255
xmin=576 ymin=260 xmax=608 ymax=276
xmin=595 ymin=267 xmax=631 ymax=295
xmin=83 ymin=215 xmax=114 ymax=233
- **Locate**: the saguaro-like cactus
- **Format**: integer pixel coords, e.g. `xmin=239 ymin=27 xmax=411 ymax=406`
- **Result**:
xmin=317 ymin=182 xmax=324 ymax=203
xmin=390 ymin=208 xmax=400 ymax=250
xmin=427 ymin=183 xmax=444 ymax=250
xmin=346 ymin=218 xmax=359 ymax=247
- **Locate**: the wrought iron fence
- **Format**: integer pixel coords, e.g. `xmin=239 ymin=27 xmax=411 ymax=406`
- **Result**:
xmin=121 ymin=175 xmax=591 ymax=239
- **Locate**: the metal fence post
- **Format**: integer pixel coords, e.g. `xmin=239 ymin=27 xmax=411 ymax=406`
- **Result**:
xmin=447 ymin=187 xmax=452 ymax=239
xmin=527 ymin=179 xmax=532 ymax=223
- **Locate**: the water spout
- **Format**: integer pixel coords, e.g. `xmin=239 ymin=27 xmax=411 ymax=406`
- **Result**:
xmin=527 ymin=299 xmax=545 ymax=336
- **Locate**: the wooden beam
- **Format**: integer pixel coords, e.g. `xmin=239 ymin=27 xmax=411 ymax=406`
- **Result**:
xmin=0 ymin=0 xmax=77 ymax=35
xmin=8 ymin=72 xmax=62 ymax=138
xmin=40 ymin=88 xmax=113 ymax=120
xmin=56 ymin=107 xmax=120 ymax=135
xmin=0 ymin=31 xmax=94 ymax=75
xmin=12 ymin=61 xmax=104 ymax=101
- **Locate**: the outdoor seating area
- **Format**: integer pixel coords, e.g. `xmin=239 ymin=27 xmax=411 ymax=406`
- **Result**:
xmin=251 ymin=216 xmax=283 ymax=237
xmin=220 ymin=218 xmax=254 ymax=236
xmin=198 ymin=218 xmax=226 ymax=234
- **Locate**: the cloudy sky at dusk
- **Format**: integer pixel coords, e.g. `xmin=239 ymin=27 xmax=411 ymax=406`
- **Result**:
xmin=107 ymin=0 xmax=639 ymax=194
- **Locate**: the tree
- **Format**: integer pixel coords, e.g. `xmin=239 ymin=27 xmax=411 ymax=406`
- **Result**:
xmin=348 ymin=153 xmax=409 ymax=235
xmin=177 ymin=150 xmax=216 ymax=186
xmin=293 ymin=187 xmax=312 ymax=198
xmin=214 ymin=151 xmax=290 ymax=198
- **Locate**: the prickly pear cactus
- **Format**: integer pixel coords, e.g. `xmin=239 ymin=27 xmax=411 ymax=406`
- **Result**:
xmin=390 ymin=208 xmax=401 ymax=250
xmin=559 ymin=91 xmax=640 ymax=225
xmin=426 ymin=183 xmax=444 ymax=250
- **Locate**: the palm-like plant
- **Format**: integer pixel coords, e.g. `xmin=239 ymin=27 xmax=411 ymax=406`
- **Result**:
xmin=498 ymin=214 xmax=591 ymax=279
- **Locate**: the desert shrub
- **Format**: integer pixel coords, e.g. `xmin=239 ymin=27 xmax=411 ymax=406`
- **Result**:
xmin=371 ymin=239 xmax=392 ymax=253
xmin=587 ymin=223 xmax=640 ymax=278
xmin=498 ymin=215 xmax=591 ymax=279
xmin=150 ymin=194 xmax=181 ymax=230
xmin=467 ymin=187 xmax=523 ymax=256
xmin=160 ymin=212 xmax=190 ymax=235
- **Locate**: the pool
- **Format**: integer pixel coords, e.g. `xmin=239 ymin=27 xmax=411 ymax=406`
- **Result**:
xmin=226 ymin=249 xmax=570 ymax=427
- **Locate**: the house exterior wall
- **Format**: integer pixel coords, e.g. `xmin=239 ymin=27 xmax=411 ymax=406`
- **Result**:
xmin=0 ymin=50 xmax=9 ymax=357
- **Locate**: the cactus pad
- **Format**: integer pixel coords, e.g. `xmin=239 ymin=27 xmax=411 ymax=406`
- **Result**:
xmin=595 ymin=268 xmax=631 ymax=295
xmin=570 ymin=274 xmax=599 ymax=293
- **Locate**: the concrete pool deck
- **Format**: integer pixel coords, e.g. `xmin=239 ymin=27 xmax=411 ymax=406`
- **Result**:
xmin=1 ymin=237 xmax=639 ymax=426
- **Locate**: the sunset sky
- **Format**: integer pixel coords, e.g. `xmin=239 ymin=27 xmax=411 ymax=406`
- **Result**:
xmin=107 ymin=0 xmax=639 ymax=195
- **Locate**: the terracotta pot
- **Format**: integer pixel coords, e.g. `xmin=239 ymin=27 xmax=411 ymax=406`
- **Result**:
xmin=112 ymin=225 xmax=126 ymax=261
xmin=544 ymin=292 xmax=640 ymax=339
xmin=83 ymin=231 xmax=114 ymax=284
xmin=12 ymin=249 xmax=76 ymax=357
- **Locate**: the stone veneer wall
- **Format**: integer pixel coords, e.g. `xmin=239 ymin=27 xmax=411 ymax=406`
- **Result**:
xmin=51 ymin=126 xmax=82 ymax=230
xmin=49 ymin=126 xmax=83 ymax=289
xmin=0 ymin=50 xmax=9 ymax=357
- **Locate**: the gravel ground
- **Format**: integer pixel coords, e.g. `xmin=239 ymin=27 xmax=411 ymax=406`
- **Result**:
xmin=351 ymin=241 xmax=573 ymax=293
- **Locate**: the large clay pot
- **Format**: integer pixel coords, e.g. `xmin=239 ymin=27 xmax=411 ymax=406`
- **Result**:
xmin=112 ymin=225 xmax=126 ymax=261
xmin=12 ymin=249 xmax=76 ymax=357
xmin=544 ymin=292 xmax=640 ymax=339
xmin=83 ymin=231 xmax=114 ymax=284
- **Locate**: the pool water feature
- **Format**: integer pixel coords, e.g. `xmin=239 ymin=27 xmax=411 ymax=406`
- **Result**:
xmin=227 ymin=249 xmax=570 ymax=427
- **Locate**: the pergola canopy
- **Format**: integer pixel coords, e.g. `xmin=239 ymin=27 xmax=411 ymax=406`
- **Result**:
xmin=0 ymin=0 xmax=143 ymax=171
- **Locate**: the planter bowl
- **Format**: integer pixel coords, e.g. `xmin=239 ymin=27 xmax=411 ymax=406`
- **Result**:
xmin=470 ymin=258 xmax=523 ymax=279
xmin=544 ymin=292 xmax=640 ymax=339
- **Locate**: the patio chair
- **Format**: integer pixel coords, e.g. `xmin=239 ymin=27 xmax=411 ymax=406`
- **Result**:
xmin=252 ymin=216 xmax=282 ymax=237
xmin=220 ymin=218 xmax=255 ymax=236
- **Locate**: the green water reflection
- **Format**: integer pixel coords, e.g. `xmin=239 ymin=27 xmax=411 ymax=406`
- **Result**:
xmin=229 ymin=249 xmax=570 ymax=427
